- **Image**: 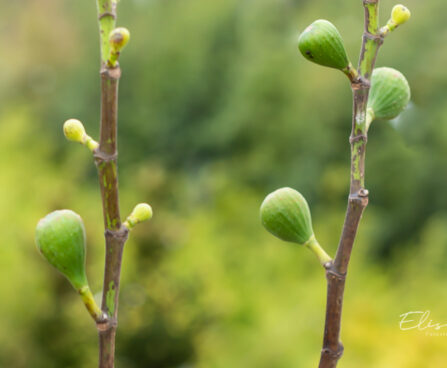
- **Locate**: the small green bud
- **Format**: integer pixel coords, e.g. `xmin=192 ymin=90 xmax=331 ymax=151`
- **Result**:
xmin=64 ymin=119 xmax=86 ymax=143
xmin=124 ymin=203 xmax=153 ymax=229
xmin=298 ymin=20 xmax=354 ymax=77
xmin=391 ymin=5 xmax=411 ymax=26
xmin=108 ymin=27 xmax=130 ymax=67
xmin=367 ymin=67 xmax=411 ymax=122
xmin=63 ymin=119 xmax=98 ymax=151
xmin=260 ymin=188 xmax=332 ymax=265
xmin=36 ymin=210 xmax=88 ymax=290
xmin=381 ymin=5 xmax=411 ymax=35
xmin=110 ymin=27 xmax=130 ymax=50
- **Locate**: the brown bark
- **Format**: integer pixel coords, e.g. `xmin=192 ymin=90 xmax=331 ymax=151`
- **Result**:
xmin=93 ymin=64 xmax=127 ymax=368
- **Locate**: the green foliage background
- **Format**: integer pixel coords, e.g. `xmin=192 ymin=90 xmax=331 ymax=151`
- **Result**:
xmin=1 ymin=0 xmax=447 ymax=367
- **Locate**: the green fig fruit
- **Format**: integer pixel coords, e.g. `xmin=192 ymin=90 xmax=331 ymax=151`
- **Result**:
xmin=36 ymin=210 xmax=104 ymax=321
xmin=261 ymin=187 xmax=313 ymax=244
xmin=35 ymin=210 xmax=88 ymax=290
xmin=298 ymin=19 xmax=352 ymax=73
xmin=367 ymin=67 xmax=410 ymax=122
xmin=260 ymin=187 xmax=332 ymax=265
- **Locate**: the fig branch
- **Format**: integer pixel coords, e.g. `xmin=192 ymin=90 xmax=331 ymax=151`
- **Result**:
xmin=320 ymin=3 xmax=411 ymax=367
xmin=261 ymin=1 xmax=411 ymax=367
xmin=318 ymin=0 xmax=382 ymax=364
xmin=94 ymin=1 xmax=126 ymax=365
xmin=35 ymin=1 xmax=152 ymax=368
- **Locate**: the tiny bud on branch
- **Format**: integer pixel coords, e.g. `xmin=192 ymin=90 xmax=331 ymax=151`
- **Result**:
xmin=123 ymin=203 xmax=153 ymax=229
xmin=392 ymin=4 xmax=411 ymax=25
xmin=63 ymin=119 xmax=99 ymax=151
xmin=380 ymin=4 xmax=411 ymax=36
xmin=108 ymin=27 xmax=130 ymax=68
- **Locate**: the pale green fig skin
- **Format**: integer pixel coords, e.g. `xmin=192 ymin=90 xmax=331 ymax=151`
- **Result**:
xmin=298 ymin=19 xmax=349 ymax=71
xmin=35 ymin=210 xmax=88 ymax=290
xmin=367 ymin=67 xmax=411 ymax=121
xmin=260 ymin=187 xmax=314 ymax=245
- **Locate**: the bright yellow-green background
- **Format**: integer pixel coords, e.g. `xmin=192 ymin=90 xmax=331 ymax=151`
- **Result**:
xmin=1 ymin=0 xmax=447 ymax=367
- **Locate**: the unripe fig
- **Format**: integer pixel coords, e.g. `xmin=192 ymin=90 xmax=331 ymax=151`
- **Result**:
xmin=261 ymin=187 xmax=313 ymax=244
xmin=260 ymin=188 xmax=332 ymax=265
xmin=35 ymin=210 xmax=88 ymax=290
xmin=367 ymin=67 xmax=410 ymax=121
xmin=298 ymin=20 xmax=351 ymax=72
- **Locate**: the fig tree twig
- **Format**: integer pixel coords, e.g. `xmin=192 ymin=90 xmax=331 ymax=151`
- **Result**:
xmin=94 ymin=1 xmax=127 ymax=367
xmin=318 ymin=1 xmax=383 ymax=367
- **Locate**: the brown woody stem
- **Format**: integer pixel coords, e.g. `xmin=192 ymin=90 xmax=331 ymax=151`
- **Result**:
xmin=318 ymin=1 xmax=383 ymax=367
xmin=94 ymin=64 xmax=126 ymax=368
xmin=94 ymin=1 xmax=126 ymax=367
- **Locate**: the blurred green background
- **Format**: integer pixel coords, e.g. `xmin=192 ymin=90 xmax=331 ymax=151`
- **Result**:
xmin=1 ymin=0 xmax=447 ymax=367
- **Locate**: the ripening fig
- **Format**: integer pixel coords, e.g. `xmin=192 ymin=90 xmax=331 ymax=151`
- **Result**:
xmin=36 ymin=210 xmax=89 ymax=290
xmin=298 ymin=20 xmax=355 ymax=78
xmin=367 ymin=67 xmax=410 ymax=123
xmin=260 ymin=188 xmax=331 ymax=265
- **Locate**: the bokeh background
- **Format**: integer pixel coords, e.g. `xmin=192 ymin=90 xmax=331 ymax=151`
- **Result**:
xmin=1 ymin=0 xmax=447 ymax=367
